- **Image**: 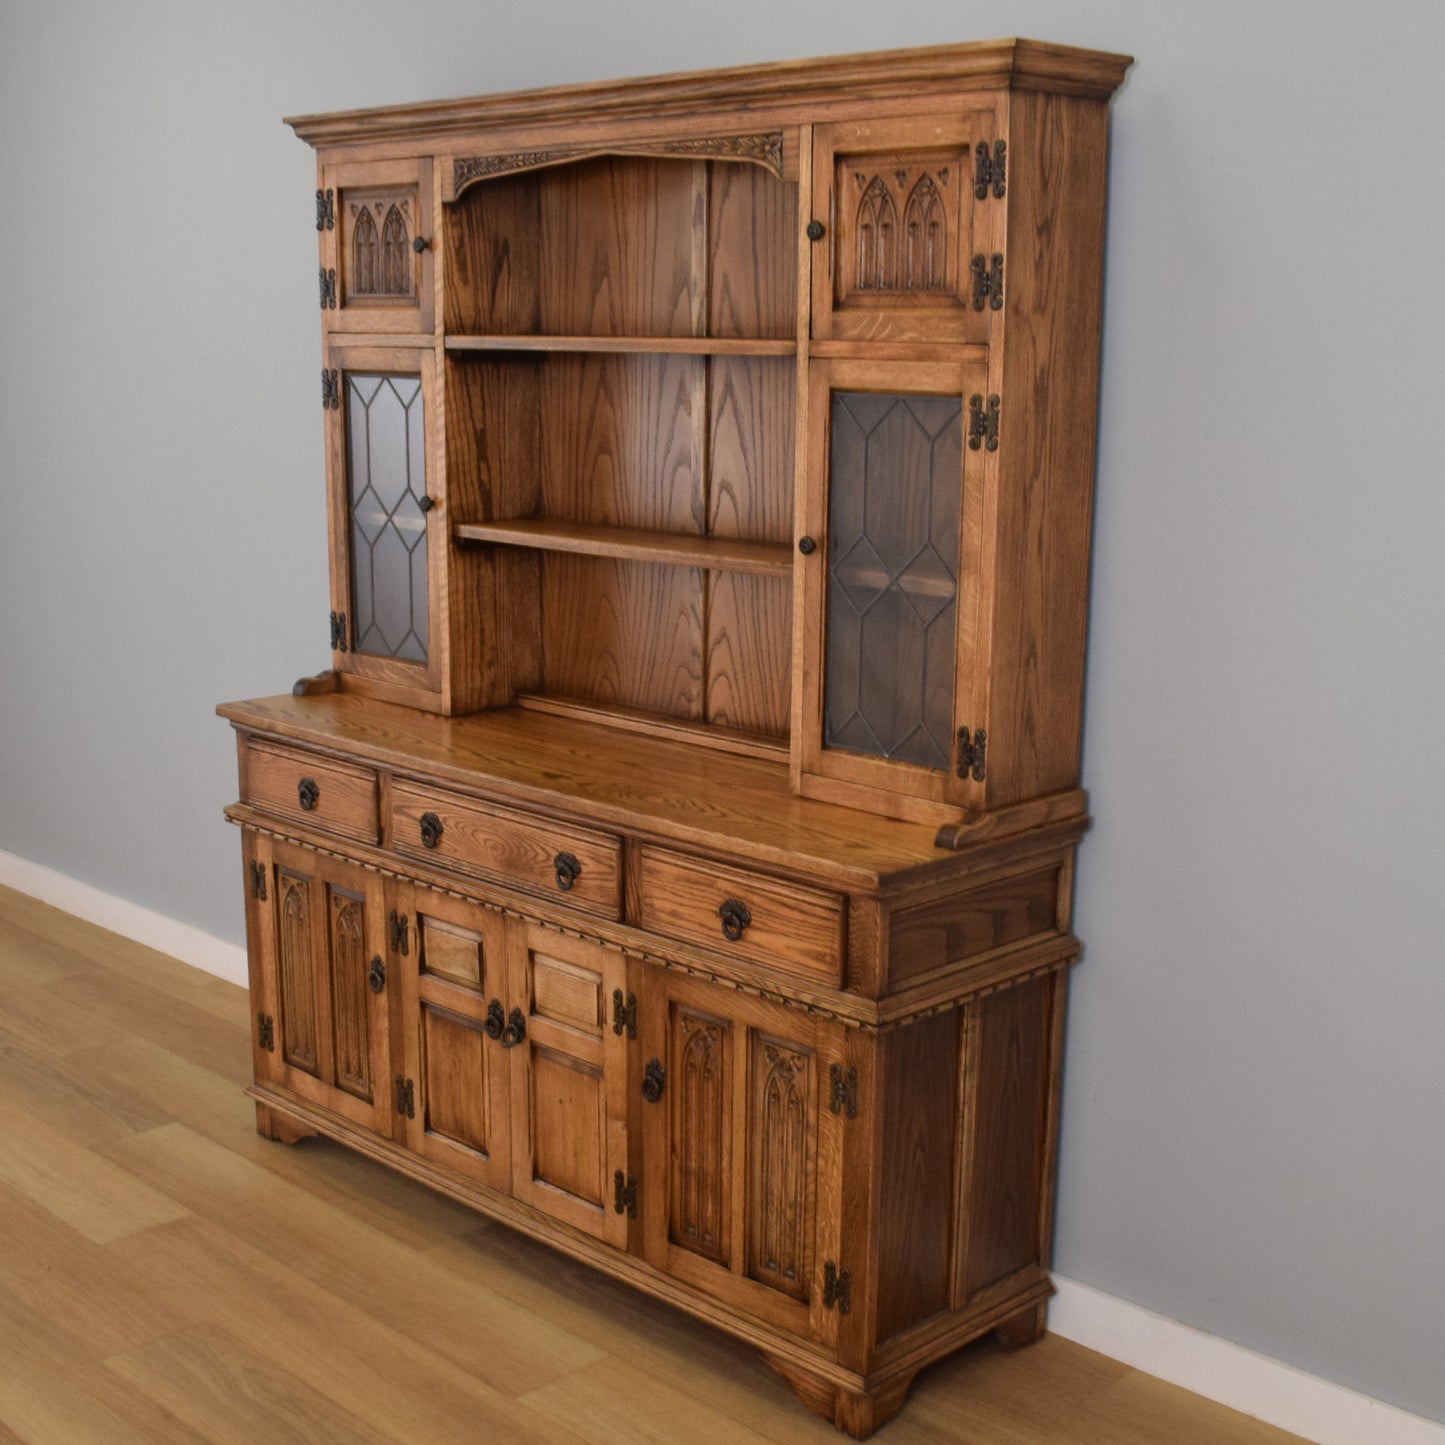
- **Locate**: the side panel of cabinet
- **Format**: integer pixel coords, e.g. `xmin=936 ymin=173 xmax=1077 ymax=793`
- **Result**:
xmin=319 ymin=158 xmax=434 ymax=333
xmin=811 ymin=111 xmax=1002 ymax=344
xmin=247 ymin=832 xmax=391 ymax=1135
xmin=324 ymin=342 xmax=445 ymax=707
xmin=507 ymin=923 xmax=630 ymax=1247
xmin=394 ymin=883 xmax=512 ymax=1193
xmin=638 ymin=969 xmax=843 ymax=1342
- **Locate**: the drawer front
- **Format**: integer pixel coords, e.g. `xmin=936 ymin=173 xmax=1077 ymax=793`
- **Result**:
xmin=390 ymin=780 xmax=621 ymax=919
xmin=635 ymin=847 xmax=845 ymax=985
xmin=244 ymin=740 xmax=379 ymax=843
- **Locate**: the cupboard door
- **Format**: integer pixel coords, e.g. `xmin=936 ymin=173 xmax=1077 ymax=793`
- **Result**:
xmin=319 ymin=158 xmax=434 ymax=333
xmin=247 ymin=834 xmax=391 ymax=1135
xmin=325 ymin=343 xmax=442 ymax=702
xmin=507 ymin=924 xmax=630 ymax=1246
xmin=638 ymin=971 xmax=841 ymax=1342
xmin=811 ymin=112 xmax=1001 ymax=343
xmin=395 ymin=883 xmax=512 ymax=1192
xmin=797 ymin=356 xmax=990 ymax=819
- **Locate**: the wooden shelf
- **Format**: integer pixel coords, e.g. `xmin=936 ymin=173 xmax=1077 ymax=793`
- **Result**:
xmin=452 ymin=518 xmax=793 ymax=578
xmin=445 ymin=334 xmax=797 ymax=357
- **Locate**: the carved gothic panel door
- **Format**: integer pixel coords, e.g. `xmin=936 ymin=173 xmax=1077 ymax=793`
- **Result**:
xmin=246 ymin=833 xmax=391 ymax=1135
xmin=811 ymin=111 xmax=1003 ymax=343
xmin=638 ymin=971 xmax=845 ymax=1342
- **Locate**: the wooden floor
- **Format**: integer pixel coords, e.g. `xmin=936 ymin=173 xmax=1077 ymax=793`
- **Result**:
xmin=0 ymin=881 xmax=1308 ymax=1445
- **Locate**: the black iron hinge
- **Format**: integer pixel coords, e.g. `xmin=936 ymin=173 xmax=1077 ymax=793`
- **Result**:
xmin=395 ymin=1076 xmax=415 ymax=1118
xmin=389 ymin=911 xmax=410 ymax=957
xmin=329 ymin=610 xmax=348 ymax=652
xmin=322 ymin=368 xmax=339 ymax=410
xmin=968 ymin=394 xmax=1000 ymax=452
xmin=956 ymin=727 xmax=987 ymax=781
xmin=316 ymin=187 xmax=334 ymax=231
xmin=823 ymin=1262 xmax=852 ymax=1314
xmin=974 ymin=139 xmax=1006 ymax=199
xmin=256 ymin=1012 xmax=275 ymax=1052
xmin=248 ymin=860 xmax=268 ymax=902
xmin=971 ymin=252 xmax=1004 ymax=311
xmin=613 ymin=1171 xmax=638 ymax=1219
xmin=612 ymin=989 xmax=637 ymax=1039
xmin=319 ymin=266 xmax=337 ymax=309
xmin=828 ymin=1064 xmax=858 ymax=1119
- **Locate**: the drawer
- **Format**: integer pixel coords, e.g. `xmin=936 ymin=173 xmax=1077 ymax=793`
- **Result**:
xmin=390 ymin=780 xmax=622 ymax=919
xmin=243 ymin=739 xmax=379 ymax=843
xmin=634 ymin=847 xmax=845 ymax=985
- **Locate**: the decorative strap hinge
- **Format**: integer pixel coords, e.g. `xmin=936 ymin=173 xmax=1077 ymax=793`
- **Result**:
xmin=974 ymin=139 xmax=1006 ymax=199
xmin=968 ymin=394 xmax=1000 ymax=452
xmin=971 ymin=252 xmax=1004 ymax=311
xmin=613 ymin=1171 xmax=638 ymax=1219
xmin=611 ymin=989 xmax=637 ymax=1039
xmin=322 ymin=369 xmax=339 ymax=410
xmin=828 ymin=1064 xmax=858 ymax=1119
xmin=329 ymin=610 xmax=348 ymax=652
xmin=248 ymin=860 xmax=268 ymax=901
xmin=395 ymin=1076 xmax=415 ymax=1118
xmin=956 ymin=727 xmax=987 ymax=781
xmin=256 ymin=1012 xmax=275 ymax=1052
xmin=389 ymin=911 xmax=410 ymax=956
xmin=823 ymin=1262 xmax=852 ymax=1314
xmin=319 ymin=266 xmax=337 ymax=309
xmin=316 ymin=187 xmax=335 ymax=231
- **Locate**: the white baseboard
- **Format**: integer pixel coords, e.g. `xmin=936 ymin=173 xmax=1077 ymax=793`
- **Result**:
xmin=2 ymin=848 xmax=1441 ymax=1443
xmin=0 ymin=847 xmax=249 ymax=988
xmin=1050 ymin=1276 xmax=1445 ymax=1445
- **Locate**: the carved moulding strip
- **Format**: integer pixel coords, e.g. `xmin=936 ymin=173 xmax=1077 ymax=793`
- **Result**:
xmin=451 ymin=131 xmax=785 ymax=198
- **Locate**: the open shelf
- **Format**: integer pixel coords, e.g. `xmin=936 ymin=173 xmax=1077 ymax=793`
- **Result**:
xmin=446 ymin=335 xmax=796 ymax=357
xmin=452 ymin=517 xmax=793 ymax=578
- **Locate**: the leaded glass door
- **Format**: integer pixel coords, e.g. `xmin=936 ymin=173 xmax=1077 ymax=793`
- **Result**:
xmin=324 ymin=343 xmax=440 ymax=700
xmin=797 ymin=357 xmax=988 ymax=818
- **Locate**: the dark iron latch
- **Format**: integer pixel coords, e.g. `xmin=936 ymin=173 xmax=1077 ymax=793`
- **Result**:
xmin=968 ymin=394 xmax=1000 ymax=452
xmin=249 ymin=860 xmax=267 ymax=901
xmin=829 ymin=1064 xmax=858 ymax=1119
xmin=316 ymin=188 xmax=334 ymax=231
xmin=256 ymin=1012 xmax=275 ymax=1052
xmin=319 ymin=266 xmax=337 ymax=309
xmin=974 ymin=139 xmax=1006 ymax=199
xmin=613 ymin=1171 xmax=638 ymax=1219
xmin=612 ymin=989 xmax=637 ymax=1038
xmin=971 ymin=253 xmax=1004 ymax=311
xmin=823 ymin=1262 xmax=852 ymax=1314
xmin=389 ymin=910 xmax=410 ymax=956
xmin=956 ymin=727 xmax=987 ymax=781
xmin=395 ymin=1076 xmax=415 ymax=1118
xmin=329 ymin=610 xmax=348 ymax=652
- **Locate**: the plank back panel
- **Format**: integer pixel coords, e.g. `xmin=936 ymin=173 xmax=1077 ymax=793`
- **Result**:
xmin=705 ymin=572 xmax=791 ymax=739
xmin=707 ymin=166 xmax=798 ymax=340
xmin=707 ymin=357 xmax=794 ymax=544
xmin=443 ymin=170 xmax=541 ymax=334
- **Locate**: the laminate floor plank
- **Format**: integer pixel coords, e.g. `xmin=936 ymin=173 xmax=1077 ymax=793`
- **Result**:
xmin=0 ymin=885 xmax=1311 ymax=1445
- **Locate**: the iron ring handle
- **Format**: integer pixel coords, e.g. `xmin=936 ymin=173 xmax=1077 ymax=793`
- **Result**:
xmin=484 ymin=999 xmax=505 ymax=1040
xmin=718 ymin=898 xmax=752 ymax=942
xmin=554 ymin=851 xmax=582 ymax=891
xmin=419 ymin=812 xmax=443 ymax=849
xmin=367 ymin=956 xmax=386 ymax=994
xmin=641 ymin=1059 xmax=665 ymax=1103
xmin=297 ymin=777 xmax=319 ymax=811
xmin=500 ymin=1007 xmax=527 ymax=1048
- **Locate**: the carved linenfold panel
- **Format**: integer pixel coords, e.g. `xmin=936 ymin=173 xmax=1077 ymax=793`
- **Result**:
xmin=748 ymin=1035 xmax=812 ymax=1299
xmin=452 ymin=131 xmax=786 ymax=198
xmin=670 ymin=1006 xmax=732 ymax=1264
xmin=277 ymin=871 xmax=319 ymax=1075
xmin=328 ymin=887 xmax=372 ymax=1100
xmin=344 ymin=189 xmax=416 ymax=301
xmin=836 ymin=153 xmax=963 ymax=303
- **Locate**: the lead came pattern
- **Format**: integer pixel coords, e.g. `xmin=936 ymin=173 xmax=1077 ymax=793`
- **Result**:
xmin=346 ymin=374 xmax=429 ymax=662
xmin=824 ymin=392 xmax=962 ymax=771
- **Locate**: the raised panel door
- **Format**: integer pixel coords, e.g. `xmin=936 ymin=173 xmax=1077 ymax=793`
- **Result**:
xmin=247 ymin=833 xmax=391 ymax=1135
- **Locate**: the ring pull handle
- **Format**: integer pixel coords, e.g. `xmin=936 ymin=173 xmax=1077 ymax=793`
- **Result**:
xmin=419 ymin=812 xmax=443 ymax=849
xmin=367 ymin=957 xmax=386 ymax=994
xmin=642 ymin=1059 xmax=665 ymax=1103
xmin=297 ymin=777 xmax=319 ymax=811
xmin=554 ymin=851 xmax=582 ymax=891
xmin=718 ymin=898 xmax=752 ymax=942
xmin=500 ymin=1008 xmax=527 ymax=1048
xmin=484 ymin=999 xmax=505 ymax=1040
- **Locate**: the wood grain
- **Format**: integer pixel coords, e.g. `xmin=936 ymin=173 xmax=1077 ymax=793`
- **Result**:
xmin=705 ymin=572 xmax=792 ymax=737
xmin=707 ymin=164 xmax=798 ymax=340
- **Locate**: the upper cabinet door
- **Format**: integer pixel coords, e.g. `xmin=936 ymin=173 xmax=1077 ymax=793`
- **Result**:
xmin=811 ymin=112 xmax=1002 ymax=344
xmin=318 ymin=158 xmax=434 ymax=334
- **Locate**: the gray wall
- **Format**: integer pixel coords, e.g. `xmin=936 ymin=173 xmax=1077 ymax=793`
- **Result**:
xmin=3 ymin=0 xmax=1442 ymax=1424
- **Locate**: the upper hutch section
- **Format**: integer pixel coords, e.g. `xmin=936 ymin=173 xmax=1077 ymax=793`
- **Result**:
xmin=291 ymin=40 xmax=1130 ymax=827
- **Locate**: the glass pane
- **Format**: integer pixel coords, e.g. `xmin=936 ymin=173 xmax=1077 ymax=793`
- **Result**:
xmin=345 ymin=373 xmax=428 ymax=663
xmin=823 ymin=391 xmax=961 ymax=771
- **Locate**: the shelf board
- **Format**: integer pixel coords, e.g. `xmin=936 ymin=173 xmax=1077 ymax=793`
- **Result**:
xmin=452 ymin=518 xmax=793 ymax=578
xmin=445 ymin=334 xmax=797 ymax=358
